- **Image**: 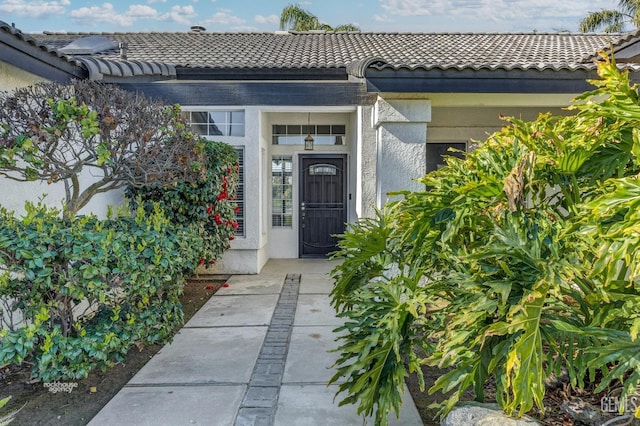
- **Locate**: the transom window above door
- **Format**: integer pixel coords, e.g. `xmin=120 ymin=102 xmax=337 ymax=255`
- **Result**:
xmin=183 ymin=110 xmax=245 ymax=137
xmin=272 ymin=124 xmax=345 ymax=146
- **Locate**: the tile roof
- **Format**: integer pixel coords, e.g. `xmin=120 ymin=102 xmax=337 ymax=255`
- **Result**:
xmin=0 ymin=21 xmax=174 ymax=80
xmin=28 ymin=31 xmax=628 ymax=73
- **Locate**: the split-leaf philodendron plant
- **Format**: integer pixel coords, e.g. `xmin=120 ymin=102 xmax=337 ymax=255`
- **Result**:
xmin=329 ymin=54 xmax=640 ymax=425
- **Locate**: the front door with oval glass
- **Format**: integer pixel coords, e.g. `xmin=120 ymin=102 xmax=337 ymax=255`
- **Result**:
xmin=299 ymin=155 xmax=346 ymax=257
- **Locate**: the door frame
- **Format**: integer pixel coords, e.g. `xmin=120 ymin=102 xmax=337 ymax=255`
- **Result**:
xmin=298 ymin=153 xmax=348 ymax=258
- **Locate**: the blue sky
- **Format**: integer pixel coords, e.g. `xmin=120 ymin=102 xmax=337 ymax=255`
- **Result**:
xmin=0 ymin=0 xmax=623 ymax=34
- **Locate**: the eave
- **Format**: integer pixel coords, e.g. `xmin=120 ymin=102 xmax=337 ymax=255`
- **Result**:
xmin=0 ymin=30 xmax=86 ymax=82
xmin=363 ymin=68 xmax=610 ymax=94
xmin=175 ymin=67 xmax=348 ymax=81
xmin=115 ymin=80 xmax=374 ymax=106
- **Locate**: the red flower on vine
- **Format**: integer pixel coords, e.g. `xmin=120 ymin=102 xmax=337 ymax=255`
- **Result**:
xmin=214 ymin=213 xmax=222 ymax=225
xmin=217 ymin=192 xmax=227 ymax=201
xmin=198 ymin=258 xmax=205 ymax=265
xmin=206 ymin=205 xmax=213 ymax=214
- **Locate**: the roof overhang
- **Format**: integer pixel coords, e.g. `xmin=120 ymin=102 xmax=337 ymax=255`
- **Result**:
xmin=115 ymin=80 xmax=374 ymax=106
xmin=175 ymin=67 xmax=348 ymax=81
xmin=362 ymin=67 xmax=625 ymax=94
xmin=0 ymin=27 xmax=86 ymax=82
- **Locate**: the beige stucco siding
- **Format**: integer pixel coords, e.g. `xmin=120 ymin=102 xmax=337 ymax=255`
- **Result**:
xmin=428 ymin=106 xmax=569 ymax=143
xmin=0 ymin=61 xmax=46 ymax=92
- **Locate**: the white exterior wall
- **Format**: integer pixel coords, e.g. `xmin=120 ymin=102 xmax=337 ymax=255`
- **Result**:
xmin=0 ymin=64 xmax=124 ymax=218
xmin=373 ymin=97 xmax=432 ymax=207
xmin=264 ymin=109 xmax=355 ymax=260
xmin=200 ymin=107 xmax=356 ymax=272
xmin=193 ymin=106 xmax=268 ymax=275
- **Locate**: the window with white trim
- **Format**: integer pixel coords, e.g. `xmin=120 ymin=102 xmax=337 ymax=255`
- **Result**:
xmin=184 ymin=110 xmax=245 ymax=137
xmin=272 ymin=124 xmax=345 ymax=145
xmin=272 ymin=156 xmax=293 ymax=227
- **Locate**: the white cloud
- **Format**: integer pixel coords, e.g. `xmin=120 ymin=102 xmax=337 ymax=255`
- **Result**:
xmin=128 ymin=4 xmax=158 ymax=18
xmin=146 ymin=0 xmax=166 ymax=4
xmin=70 ymin=3 xmax=137 ymax=26
xmin=254 ymin=14 xmax=278 ymax=24
xmin=203 ymin=8 xmax=245 ymax=25
xmin=379 ymin=0 xmax=616 ymax=18
xmin=160 ymin=5 xmax=197 ymax=25
xmin=377 ymin=0 xmax=618 ymax=30
xmin=373 ymin=14 xmax=393 ymax=22
xmin=71 ymin=3 xmax=190 ymax=28
xmin=0 ymin=0 xmax=68 ymax=18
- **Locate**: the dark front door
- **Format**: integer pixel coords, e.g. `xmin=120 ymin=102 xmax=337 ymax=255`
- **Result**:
xmin=299 ymin=155 xmax=346 ymax=257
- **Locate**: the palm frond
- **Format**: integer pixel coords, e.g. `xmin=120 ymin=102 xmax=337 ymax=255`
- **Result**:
xmin=279 ymin=3 xmax=319 ymax=31
xmin=579 ymin=10 xmax=629 ymax=33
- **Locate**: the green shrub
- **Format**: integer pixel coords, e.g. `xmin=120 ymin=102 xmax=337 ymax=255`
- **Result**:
xmin=0 ymin=202 xmax=203 ymax=381
xmin=330 ymin=55 xmax=640 ymax=424
xmin=127 ymin=139 xmax=239 ymax=267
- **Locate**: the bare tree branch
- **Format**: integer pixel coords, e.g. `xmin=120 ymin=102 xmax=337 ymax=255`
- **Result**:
xmin=0 ymin=80 xmax=206 ymax=217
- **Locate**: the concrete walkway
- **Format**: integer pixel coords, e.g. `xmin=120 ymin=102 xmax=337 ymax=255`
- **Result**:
xmin=88 ymin=259 xmax=423 ymax=426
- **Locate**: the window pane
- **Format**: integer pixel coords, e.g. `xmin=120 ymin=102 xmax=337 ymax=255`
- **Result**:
xmin=272 ymin=155 xmax=293 ymax=228
xmin=230 ymin=111 xmax=244 ymax=125
xmin=332 ymin=125 xmax=346 ymax=135
xmin=209 ymin=112 xmax=226 ymax=125
xmin=316 ymin=125 xmax=331 ymax=135
xmin=287 ymin=125 xmax=301 ymax=135
xmin=233 ymin=147 xmax=245 ymax=237
xmin=230 ymin=125 xmax=244 ymax=137
xmin=185 ymin=110 xmax=246 ymax=137
xmin=272 ymin=123 xmax=346 ymax=145
xmin=190 ymin=123 xmax=209 ymax=135
xmin=190 ymin=112 xmax=208 ymax=124
xmin=209 ymin=124 xmax=223 ymax=136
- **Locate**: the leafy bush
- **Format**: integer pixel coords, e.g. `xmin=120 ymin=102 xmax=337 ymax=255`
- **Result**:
xmin=127 ymin=139 xmax=239 ymax=267
xmin=0 ymin=202 xmax=203 ymax=381
xmin=330 ymin=55 xmax=640 ymax=424
xmin=0 ymin=80 xmax=206 ymax=218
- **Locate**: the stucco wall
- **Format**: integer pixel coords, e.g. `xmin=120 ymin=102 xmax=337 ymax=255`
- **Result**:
xmin=373 ymin=97 xmax=432 ymax=207
xmin=357 ymin=94 xmax=577 ymax=217
xmin=0 ymin=170 xmax=125 ymax=217
xmin=0 ymin=61 xmax=45 ymax=92
xmin=427 ymin=106 xmax=568 ymax=142
xmin=355 ymin=106 xmax=377 ymax=219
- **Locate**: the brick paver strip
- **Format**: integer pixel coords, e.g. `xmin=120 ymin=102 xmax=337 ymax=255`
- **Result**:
xmin=234 ymin=273 xmax=301 ymax=426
